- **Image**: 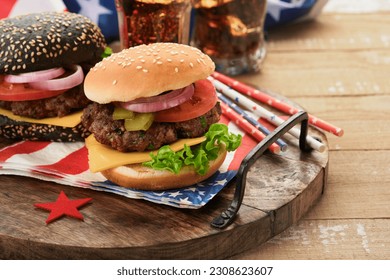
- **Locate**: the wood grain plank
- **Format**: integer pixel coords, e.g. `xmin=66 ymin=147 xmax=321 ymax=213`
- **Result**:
xmin=0 ymin=175 xmax=273 ymax=259
xmin=292 ymin=95 xmax=390 ymax=151
xmin=292 ymin=95 xmax=390 ymax=122
xmin=236 ymin=50 xmax=390 ymax=98
xmin=266 ymin=13 xmax=390 ymax=52
xmin=325 ymin=120 xmax=390 ymax=151
xmin=305 ymin=150 xmax=390 ymax=220
xmin=232 ymin=219 xmax=390 ymax=260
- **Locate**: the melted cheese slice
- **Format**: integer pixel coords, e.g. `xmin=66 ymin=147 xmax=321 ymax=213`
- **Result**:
xmin=0 ymin=108 xmax=82 ymax=127
xmin=85 ymin=134 xmax=206 ymax=173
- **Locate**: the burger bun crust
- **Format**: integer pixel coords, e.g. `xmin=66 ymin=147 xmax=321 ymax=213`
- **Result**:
xmin=84 ymin=43 xmax=215 ymax=104
xmin=101 ymin=149 xmax=227 ymax=191
xmin=0 ymin=12 xmax=106 ymax=74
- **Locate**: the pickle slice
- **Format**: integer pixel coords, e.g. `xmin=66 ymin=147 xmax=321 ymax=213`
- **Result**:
xmin=124 ymin=113 xmax=154 ymax=131
xmin=113 ymin=107 xmax=135 ymax=120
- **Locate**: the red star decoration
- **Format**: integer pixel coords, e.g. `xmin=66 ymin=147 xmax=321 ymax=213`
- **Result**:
xmin=34 ymin=191 xmax=92 ymax=224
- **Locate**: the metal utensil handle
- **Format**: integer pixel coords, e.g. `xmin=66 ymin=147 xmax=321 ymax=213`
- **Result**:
xmin=211 ymin=111 xmax=313 ymax=229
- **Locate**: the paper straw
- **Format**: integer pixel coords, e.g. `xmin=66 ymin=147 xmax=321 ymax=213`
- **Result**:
xmin=219 ymin=102 xmax=281 ymax=155
xmin=211 ymin=77 xmax=326 ymax=153
xmin=212 ymin=72 xmax=344 ymax=137
xmin=217 ymin=92 xmax=288 ymax=152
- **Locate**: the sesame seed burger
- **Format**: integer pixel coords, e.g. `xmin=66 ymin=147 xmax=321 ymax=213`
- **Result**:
xmin=82 ymin=43 xmax=241 ymax=190
xmin=0 ymin=12 xmax=107 ymax=142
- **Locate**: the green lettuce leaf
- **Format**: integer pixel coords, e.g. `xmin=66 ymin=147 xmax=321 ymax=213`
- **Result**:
xmin=143 ymin=123 xmax=242 ymax=175
xmin=101 ymin=46 xmax=113 ymax=58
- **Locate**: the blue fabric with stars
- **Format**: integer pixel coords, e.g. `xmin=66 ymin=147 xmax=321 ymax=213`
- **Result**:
xmin=265 ymin=0 xmax=329 ymax=30
xmin=91 ymin=170 xmax=237 ymax=209
xmin=63 ymin=0 xmax=119 ymax=43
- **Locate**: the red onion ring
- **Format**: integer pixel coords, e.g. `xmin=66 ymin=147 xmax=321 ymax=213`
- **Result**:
xmin=4 ymin=67 xmax=65 ymax=83
xmin=28 ymin=65 xmax=84 ymax=91
xmin=119 ymin=84 xmax=195 ymax=113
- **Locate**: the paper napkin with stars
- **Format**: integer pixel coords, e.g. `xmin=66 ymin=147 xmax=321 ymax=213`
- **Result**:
xmin=0 ymin=116 xmax=256 ymax=209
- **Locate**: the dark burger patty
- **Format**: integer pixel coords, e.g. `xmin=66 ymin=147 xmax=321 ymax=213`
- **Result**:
xmin=0 ymin=84 xmax=91 ymax=119
xmin=81 ymin=102 xmax=222 ymax=152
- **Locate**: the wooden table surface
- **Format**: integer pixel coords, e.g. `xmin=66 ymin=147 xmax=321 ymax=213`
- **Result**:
xmin=232 ymin=0 xmax=390 ymax=259
xmin=1 ymin=0 xmax=389 ymax=261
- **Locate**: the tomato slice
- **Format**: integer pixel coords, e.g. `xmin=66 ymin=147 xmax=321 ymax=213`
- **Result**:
xmin=0 ymin=76 xmax=66 ymax=101
xmin=154 ymin=79 xmax=217 ymax=122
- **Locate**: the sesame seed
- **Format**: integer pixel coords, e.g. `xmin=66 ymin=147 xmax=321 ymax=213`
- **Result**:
xmin=112 ymin=80 xmax=117 ymax=85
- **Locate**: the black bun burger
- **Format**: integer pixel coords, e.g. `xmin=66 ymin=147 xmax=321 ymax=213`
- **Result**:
xmin=0 ymin=12 xmax=107 ymax=142
xmin=82 ymin=43 xmax=241 ymax=190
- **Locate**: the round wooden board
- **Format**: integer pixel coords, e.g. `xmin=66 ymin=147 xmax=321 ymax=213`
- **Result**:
xmin=0 ymin=95 xmax=328 ymax=260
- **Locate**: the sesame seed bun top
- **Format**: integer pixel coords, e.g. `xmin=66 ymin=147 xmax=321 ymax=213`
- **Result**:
xmin=84 ymin=43 xmax=215 ymax=104
xmin=0 ymin=12 xmax=106 ymax=74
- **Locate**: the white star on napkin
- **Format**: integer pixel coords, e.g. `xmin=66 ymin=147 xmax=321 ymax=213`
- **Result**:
xmin=267 ymin=0 xmax=306 ymax=21
xmin=78 ymin=0 xmax=112 ymax=24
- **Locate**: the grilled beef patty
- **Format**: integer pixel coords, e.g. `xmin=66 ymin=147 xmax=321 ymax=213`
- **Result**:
xmin=81 ymin=102 xmax=222 ymax=152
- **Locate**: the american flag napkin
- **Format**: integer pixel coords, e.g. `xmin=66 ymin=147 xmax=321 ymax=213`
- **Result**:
xmin=0 ymin=0 xmax=66 ymax=19
xmin=0 ymin=115 xmax=257 ymax=209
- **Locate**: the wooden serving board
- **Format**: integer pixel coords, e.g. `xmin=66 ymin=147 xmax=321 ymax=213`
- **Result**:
xmin=0 ymin=95 xmax=328 ymax=260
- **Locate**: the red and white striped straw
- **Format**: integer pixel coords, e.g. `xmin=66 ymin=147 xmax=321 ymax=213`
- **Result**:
xmin=220 ymin=102 xmax=281 ymax=155
xmin=212 ymin=72 xmax=344 ymax=137
xmin=211 ymin=77 xmax=326 ymax=153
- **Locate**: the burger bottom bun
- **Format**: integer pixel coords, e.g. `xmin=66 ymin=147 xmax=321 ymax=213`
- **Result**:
xmin=0 ymin=114 xmax=90 ymax=142
xmin=101 ymin=149 xmax=228 ymax=191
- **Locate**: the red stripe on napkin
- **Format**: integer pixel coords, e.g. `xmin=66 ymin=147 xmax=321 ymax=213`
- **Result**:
xmin=219 ymin=115 xmax=257 ymax=171
xmin=0 ymin=141 xmax=50 ymax=162
xmin=36 ymin=146 xmax=89 ymax=175
xmin=228 ymin=133 xmax=257 ymax=171
xmin=0 ymin=0 xmax=17 ymax=19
